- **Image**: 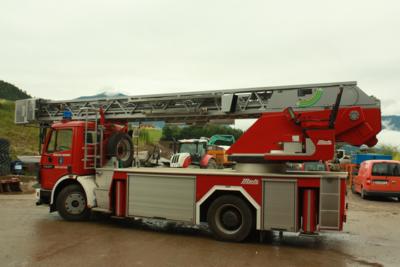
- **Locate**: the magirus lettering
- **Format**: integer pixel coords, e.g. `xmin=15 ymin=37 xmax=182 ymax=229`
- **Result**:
xmin=241 ymin=178 xmax=259 ymax=185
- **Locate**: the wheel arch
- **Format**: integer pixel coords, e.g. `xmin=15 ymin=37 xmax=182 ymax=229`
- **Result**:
xmin=50 ymin=175 xmax=97 ymax=212
xmin=196 ymin=186 xmax=261 ymax=230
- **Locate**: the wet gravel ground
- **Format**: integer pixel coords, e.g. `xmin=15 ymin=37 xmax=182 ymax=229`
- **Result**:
xmin=0 ymin=193 xmax=399 ymax=267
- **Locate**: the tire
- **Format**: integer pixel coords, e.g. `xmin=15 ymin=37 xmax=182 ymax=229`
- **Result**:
xmin=361 ymin=188 xmax=367 ymax=200
xmin=107 ymin=132 xmax=134 ymax=168
xmin=56 ymin=184 xmax=91 ymax=221
xmin=207 ymin=195 xmax=254 ymax=242
xmin=351 ymin=184 xmax=356 ymax=194
xmin=207 ymin=159 xmax=218 ymax=169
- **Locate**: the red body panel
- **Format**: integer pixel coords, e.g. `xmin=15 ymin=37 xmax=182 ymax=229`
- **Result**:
xmin=196 ymin=175 xmax=263 ymax=205
xmin=228 ymin=107 xmax=381 ymax=162
xmin=115 ymin=180 xmax=127 ymax=217
xmin=111 ymin=171 xmax=346 ymax=234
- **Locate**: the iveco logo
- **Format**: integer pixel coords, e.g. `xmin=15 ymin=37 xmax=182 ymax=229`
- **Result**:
xmin=241 ymin=178 xmax=259 ymax=185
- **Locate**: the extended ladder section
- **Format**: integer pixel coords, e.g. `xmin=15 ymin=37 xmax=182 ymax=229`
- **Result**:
xmin=15 ymin=81 xmax=379 ymax=125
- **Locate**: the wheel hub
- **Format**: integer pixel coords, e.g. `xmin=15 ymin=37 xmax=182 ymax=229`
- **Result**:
xmin=221 ymin=210 xmax=241 ymax=230
xmin=215 ymin=204 xmax=243 ymax=234
xmin=65 ymin=193 xmax=86 ymax=215
xmin=117 ymin=139 xmax=131 ymax=161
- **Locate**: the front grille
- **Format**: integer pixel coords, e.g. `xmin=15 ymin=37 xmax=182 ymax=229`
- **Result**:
xmin=171 ymin=155 xmax=179 ymax=164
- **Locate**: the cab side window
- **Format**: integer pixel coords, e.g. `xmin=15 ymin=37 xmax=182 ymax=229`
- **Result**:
xmin=47 ymin=129 xmax=73 ymax=153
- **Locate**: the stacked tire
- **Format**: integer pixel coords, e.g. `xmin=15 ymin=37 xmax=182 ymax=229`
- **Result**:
xmin=0 ymin=138 xmax=11 ymax=176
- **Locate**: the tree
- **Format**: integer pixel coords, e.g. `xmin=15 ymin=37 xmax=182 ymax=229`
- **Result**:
xmin=161 ymin=125 xmax=181 ymax=141
xmin=373 ymin=145 xmax=400 ymax=160
xmin=0 ymin=80 xmax=31 ymax=100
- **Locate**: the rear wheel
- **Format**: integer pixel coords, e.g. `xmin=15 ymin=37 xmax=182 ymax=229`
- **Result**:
xmin=361 ymin=188 xmax=367 ymax=199
xmin=207 ymin=195 xmax=253 ymax=242
xmin=56 ymin=184 xmax=91 ymax=221
xmin=206 ymin=159 xmax=218 ymax=169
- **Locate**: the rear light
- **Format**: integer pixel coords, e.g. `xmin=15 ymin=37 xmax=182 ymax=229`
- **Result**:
xmin=366 ymin=179 xmax=371 ymax=185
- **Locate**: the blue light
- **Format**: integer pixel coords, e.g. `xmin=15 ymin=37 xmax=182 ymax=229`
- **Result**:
xmin=63 ymin=110 xmax=73 ymax=120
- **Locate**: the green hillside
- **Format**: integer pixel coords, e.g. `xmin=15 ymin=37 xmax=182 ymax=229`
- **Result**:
xmin=0 ymin=99 xmax=38 ymax=159
xmin=0 ymin=80 xmax=31 ymax=100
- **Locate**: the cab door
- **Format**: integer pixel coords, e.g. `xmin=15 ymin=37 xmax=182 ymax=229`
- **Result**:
xmin=40 ymin=128 xmax=74 ymax=190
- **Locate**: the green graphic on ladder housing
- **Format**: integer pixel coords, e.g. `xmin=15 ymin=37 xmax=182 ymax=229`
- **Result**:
xmin=297 ymin=88 xmax=323 ymax=108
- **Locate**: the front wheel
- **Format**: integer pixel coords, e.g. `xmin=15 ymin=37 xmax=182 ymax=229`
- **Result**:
xmin=206 ymin=159 xmax=218 ymax=169
xmin=351 ymin=184 xmax=356 ymax=194
xmin=207 ymin=195 xmax=253 ymax=242
xmin=361 ymin=188 xmax=367 ymax=200
xmin=56 ymin=184 xmax=91 ymax=221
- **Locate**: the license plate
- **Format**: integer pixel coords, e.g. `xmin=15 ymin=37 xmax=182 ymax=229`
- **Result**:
xmin=373 ymin=180 xmax=388 ymax=185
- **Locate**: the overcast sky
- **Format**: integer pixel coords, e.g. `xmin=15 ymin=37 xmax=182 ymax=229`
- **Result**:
xmin=1 ymin=0 xmax=400 ymax=144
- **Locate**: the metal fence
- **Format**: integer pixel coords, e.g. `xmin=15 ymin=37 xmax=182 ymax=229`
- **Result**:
xmin=0 ymin=138 xmax=10 ymax=176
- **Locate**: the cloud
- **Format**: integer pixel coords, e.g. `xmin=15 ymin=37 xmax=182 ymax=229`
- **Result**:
xmin=377 ymin=129 xmax=400 ymax=147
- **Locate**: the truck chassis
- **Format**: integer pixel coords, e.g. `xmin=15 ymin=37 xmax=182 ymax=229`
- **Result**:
xmin=41 ymin=167 xmax=346 ymax=241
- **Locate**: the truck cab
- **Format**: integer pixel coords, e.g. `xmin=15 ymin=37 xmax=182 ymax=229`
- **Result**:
xmin=37 ymin=116 xmax=134 ymax=212
xmin=353 ymin=160 xmax=400 ymax=200
xmin=39 ymin=121 xmax=95 ymax=204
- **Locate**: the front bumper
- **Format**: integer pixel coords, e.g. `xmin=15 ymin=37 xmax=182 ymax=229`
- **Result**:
xmin=36 ymin=189 xmax=51 ymax=205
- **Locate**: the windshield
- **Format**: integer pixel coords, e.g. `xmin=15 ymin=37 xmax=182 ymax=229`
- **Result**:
xmin=179 ymin=143 xmax=206 ymax=155
xmin=47 ymin=129 xmax=73 ymax=153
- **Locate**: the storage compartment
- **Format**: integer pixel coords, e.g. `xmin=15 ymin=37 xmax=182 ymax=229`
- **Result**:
xmin=263 ymin=179 xmax=297 ymax=232
xmin=127 ymin=174 xmax=196 ymax=222
xmin=319 ymin=177 xmax=340 ymax=229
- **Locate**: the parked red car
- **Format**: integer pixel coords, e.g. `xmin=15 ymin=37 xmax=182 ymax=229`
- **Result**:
xmin=352 ymin=160 xmax=400 ymax=200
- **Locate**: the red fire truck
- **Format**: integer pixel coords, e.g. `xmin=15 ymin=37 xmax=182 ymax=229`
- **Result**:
xmin=15 ymin=81 xmax=381 ymax=241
